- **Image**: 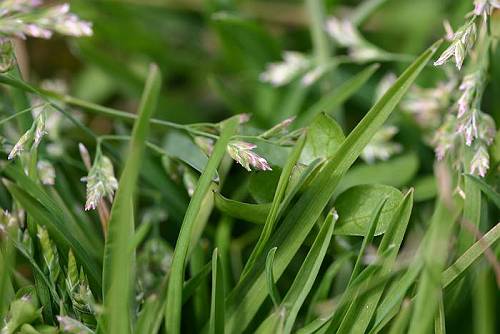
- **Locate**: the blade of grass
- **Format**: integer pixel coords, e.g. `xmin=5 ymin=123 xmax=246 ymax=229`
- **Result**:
xmin=304 ymin=253 xmax=354 ymax=323
xmin=434 ymin=293 xmax=446 ymax=334
xmin=100 ymin=64 xmax=161 ymax=334
xmin=407 ymin=199 xmax=456 ymax=334
xmin=209 ymin=249 xmax=225 ymax=334
xmin=265 ymin=247 xmax=281 ymax=308
xmin=346 ymin=197 xmax=386 ymax=286
xmin=464 ymin=174 xmax=500 ymax=209
xmin=336 ymin=190 xmax=414 ymax=334
xmin=224 ymin=41 xmax=440 ymax=333
xmin=242 ymin=134 xmax=306 ymax=276
xmin=257 ymin=210 xmax=337 ymax=334
xmin=189 ymin=243 xmax=210 ymax=328
xmin=387 ymin=299 xmax=412 ymax=334
xmin=295 ymin=64 xmax=379 ymax=127
xmin=442 ymin=222 xmax=500 ymax=286
xmin=165 ymin=116 xmax=239 ymax=334
xmin=4 ymin=181 xmax=102 ymax=292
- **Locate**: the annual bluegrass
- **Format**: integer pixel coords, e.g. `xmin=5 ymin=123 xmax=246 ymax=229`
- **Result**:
xmin=0 ymin=1 xmax=499 ymax=334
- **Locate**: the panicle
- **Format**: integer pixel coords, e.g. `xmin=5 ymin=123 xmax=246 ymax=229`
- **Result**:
xmin=82 ymin=153 xmax=118 ymax=211
xmin=227 ymin=141 xmax=272 ymax=172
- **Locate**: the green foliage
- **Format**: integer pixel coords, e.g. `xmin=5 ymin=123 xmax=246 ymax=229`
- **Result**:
xmin=0 ymin=1 xmax=499 ymax=334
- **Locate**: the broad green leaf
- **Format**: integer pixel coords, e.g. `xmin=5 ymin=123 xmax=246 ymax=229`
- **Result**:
xmin=295 ymin=64 xmax=380 ymax=127
xmin=165 ymin=116 xmax=239 ymax=334
xmin=299 ymin=113 xmax=344 ymax=165
xmin=249 ymin=169 xmax=281 ymax=203
xmin=336 ymin=153 xmax=419 ymax=195
xmin=265 ymin=247 xmax=281 ymax=308
xmin=214 ymin=192 xmax=271 ymax=224
xmin=101 ymin=64 xmax=161 ymax=334
xmin=334 ymin=184 xmax=403 ymax=236
xmin=224 ymin=41 xmax=440 ymax=333
xmin=209 ymin=249 xmax=225 ymax=334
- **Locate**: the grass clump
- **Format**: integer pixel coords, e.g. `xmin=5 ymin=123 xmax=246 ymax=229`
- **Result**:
xmin=0 ymin=1 xmax=499 ymax=333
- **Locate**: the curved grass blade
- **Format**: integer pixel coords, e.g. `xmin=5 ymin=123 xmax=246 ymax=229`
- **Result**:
xmin=214 ymin=192 xmax=270 ymax=224
xmin=165 ymin=116 xmax=239 ymax=334
xmin=407 ymin=199 xmax=457 ymax=334
xmin=346 ymin=197 xmax=387 ymax=287
xmin=100 ymin=64 xmax=161 ymax=334
xmin=295 ymin=64 xmax=379 ymax=127
xmin=257 ymin=210 xmax=337 ymax=334
xmin=209 ymin=249 xmax=225 ymax=334
xmin=243 ymin=134 xmax=306 ymax=276
xmin=337 ymin=190 xmax=414 ymax=334
xmin=265 ymin=247 xmax=281 ymax=308
xmin=464 ymin=174 xmax=500 ymax=209
xmin=224 ymin=41 xmax=440 ymax=333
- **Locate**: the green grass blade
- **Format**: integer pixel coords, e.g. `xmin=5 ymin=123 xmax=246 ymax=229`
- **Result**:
xmin=209 ymin=249 xmax=225 ymax=334
xmin=224 ymin=41 xmax=440 ymax=333
xmin=464 ymin=174 xmax=500 ymax=209
xmin=281 ymin=210 xmax=337 ymax=334
xmin=265 ymin=247 xmax=281 ymax=308
xmin=346 ymin=197 xmax=387 ymax=287
xmin=295 ymin=64 xmax=379 ymax=127
xmin=165 ymin=116 xmax=239 ymax=334
xmin=101 ymin=64 xmax=161 ymax=334
xmin=243 ymin=134 xmax=306 ymax=276
xmin=4 ymin=181 xmax=102 ymax=292
xmin=442 ymin=222 xmax=500 ymax=287
xmin=434 ymin=293 xmax=446 ymax=334
xmin=387 ymin=300 xmax=412 ymax=334
xmin=408 ymin=199 xmax=456 ymax=334
xmin=304 ymin=253 xmax=354 ymax=323
xmin=459 ymin=166 xmax=481 ymax=253
xmin=182 ymin=261 xmax=212 ymax=305
xmin=338 ymin=190 xmax=414 ymax=334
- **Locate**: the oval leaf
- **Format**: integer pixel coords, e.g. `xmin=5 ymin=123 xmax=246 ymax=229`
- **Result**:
xmin=334 ymin=184 xmax=403 ymax=236
xmin=299 ymin=112 xmax=345 ymax=165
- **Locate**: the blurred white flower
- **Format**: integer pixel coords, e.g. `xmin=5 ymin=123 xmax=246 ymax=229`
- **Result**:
xmin=37 ymin=160 xmax=55 ymax=185
xmin=0 ymin=2 xmax=93 ymax=40
xmin=325 ymin=16 xmax=384 ymax=62
xmin=361 ymin=126 xmax=402 ymax=163
xmin=260 ymin=51 xmax=310 ymax=87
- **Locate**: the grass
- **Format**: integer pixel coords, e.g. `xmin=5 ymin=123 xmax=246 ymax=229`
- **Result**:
xmin=0 ymin=1 xmax=499 ymax=334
